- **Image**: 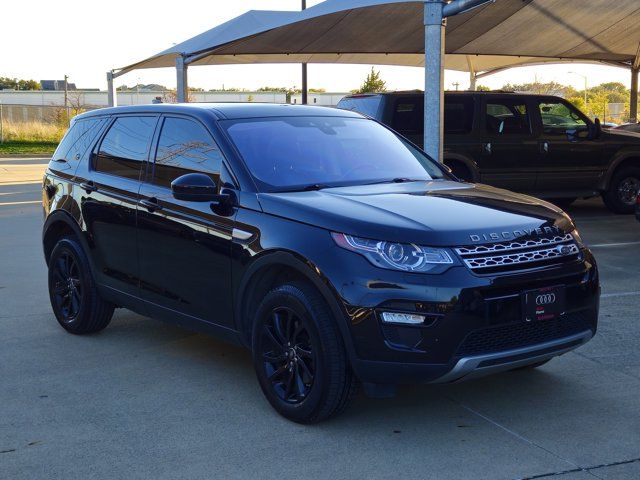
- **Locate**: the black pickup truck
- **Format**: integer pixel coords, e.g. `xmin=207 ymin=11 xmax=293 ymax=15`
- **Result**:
xmin=338 ymin=91 xmax=640 ymax=213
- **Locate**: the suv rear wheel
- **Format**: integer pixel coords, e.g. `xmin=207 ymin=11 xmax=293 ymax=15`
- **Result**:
xmin=48 ymin=237 xmax=114 ymax=334
xmin=603 ymin=165 xmax=640 ymax=214
xmin=251 ymin=283 xmax=357 ymax=423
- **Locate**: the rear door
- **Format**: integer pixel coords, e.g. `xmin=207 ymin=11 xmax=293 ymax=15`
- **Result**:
xmin=136 ymin=115 xmax=237 ymax=328
xmin=80 ymin=115 xmax=158 ymax=298
xmin=477 ymin=96 xmax=538 ymax=191
xmin=532 ymin=98 xmax=605 ymax=192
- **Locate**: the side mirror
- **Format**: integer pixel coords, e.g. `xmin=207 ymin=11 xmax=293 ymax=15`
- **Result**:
xmin=171 ymin=173 xmax=223 ymax=203
xmin=589 ymin=117 xmax=603 ymax=140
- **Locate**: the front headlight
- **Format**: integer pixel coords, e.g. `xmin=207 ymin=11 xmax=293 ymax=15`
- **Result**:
xmin=331 ymin=233 xmax=453 ymax=273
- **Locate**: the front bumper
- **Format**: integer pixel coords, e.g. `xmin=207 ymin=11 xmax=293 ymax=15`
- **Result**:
xmin=320 ymin=246 xmax=600 ymax=385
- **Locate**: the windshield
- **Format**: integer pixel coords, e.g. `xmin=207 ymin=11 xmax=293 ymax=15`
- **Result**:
xmin=222 ymin=116 xmax=445 ymax=192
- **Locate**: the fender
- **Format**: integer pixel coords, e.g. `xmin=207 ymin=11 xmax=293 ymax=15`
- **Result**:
xmin=235 ymin=250 xmax=357 ymax=360
xmin=42 ymin=209 xmax=93 ymax=269
xmin=443 ymin=152 xmax=481 ymax=182
xmin=599 ymin=149 xmax=640 ymax=190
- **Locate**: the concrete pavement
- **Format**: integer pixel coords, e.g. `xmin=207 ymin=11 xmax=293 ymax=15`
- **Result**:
xmin=1 ymin=158 xmax=639 ymax=480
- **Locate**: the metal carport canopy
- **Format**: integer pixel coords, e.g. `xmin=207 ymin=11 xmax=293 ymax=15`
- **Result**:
xmin=110 ymin=0 xmax=640 ymax=159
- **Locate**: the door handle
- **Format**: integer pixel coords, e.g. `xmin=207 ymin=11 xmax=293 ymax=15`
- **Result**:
xmin=540 ymin=141 xmax=549 ymax=154
xmin=139 ymin=198 xmax=163 ymax=213
xmin=80 ymin=181 xmax=97 ymax=194
xmin=483 ymin=142 xmax=492 ymax=155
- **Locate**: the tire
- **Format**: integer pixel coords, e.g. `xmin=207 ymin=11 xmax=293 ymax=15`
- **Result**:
xmin=511 ymin=359 xmax=551 ymax=371
xmin=446 ymin=161 xmax=473 ymax=182
xmin=251 ymin=282 xmax=357 ymax=423
xmin=48 ymin=236 xmax=114 ymax=334
xmin=603 ymin=166 xmax=640 ymax=214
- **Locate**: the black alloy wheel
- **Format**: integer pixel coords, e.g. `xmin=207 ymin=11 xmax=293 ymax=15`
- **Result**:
xmin=260 ymin=306 xmax=317 ymax=404
xmin=51 ymin=251 xmax=83 ymax=322
xmin=252 ymin=283 xmax=357 ymax=423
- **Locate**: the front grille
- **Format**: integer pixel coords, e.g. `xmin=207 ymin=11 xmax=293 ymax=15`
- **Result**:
xmin=455 ymin=234 xmax=580 ymax=273
xmin=455 ymin=313 xmax=593 ymax=358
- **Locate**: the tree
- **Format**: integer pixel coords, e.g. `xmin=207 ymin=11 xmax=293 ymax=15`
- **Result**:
xmin=0 ymin=77 xmax=41 ymax=90
xmin=476 ymin=85 xmax=491 ymax=91
xmin=355 ymin=67 xmax=387 ymax=94
xmin=502 ymin=81 xmax=577 ymax=98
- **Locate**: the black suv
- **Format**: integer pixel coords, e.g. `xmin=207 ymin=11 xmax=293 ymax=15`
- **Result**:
xmin=338 ymin=91 xmax=640 ymax=213
xmin=43 ymin=104 xmax=599 ymax=423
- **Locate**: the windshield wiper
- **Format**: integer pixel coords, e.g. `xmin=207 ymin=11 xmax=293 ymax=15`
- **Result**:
xmin=276 ymin=183 xmax=332 ymax=193
xmin=361 ymin=178 xmax=429 ymax=186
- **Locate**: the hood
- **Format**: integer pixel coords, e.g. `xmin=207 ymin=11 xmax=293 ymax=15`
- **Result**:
xmin=602 ymin=128 xmax=640 ymax=142
xmin=257 ymin=181 xmax=575 ymax=247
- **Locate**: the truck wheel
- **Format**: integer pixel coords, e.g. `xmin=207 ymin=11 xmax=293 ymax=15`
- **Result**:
xmin=446 ymin=161 xmax=473 ymax=182
xmin=252 ymin=283 xmax=357 ymax=423
xmin=603 ymin=166 xmax=640 ymax=214
xmin=48 ymin=237 xmax=114 ymax=334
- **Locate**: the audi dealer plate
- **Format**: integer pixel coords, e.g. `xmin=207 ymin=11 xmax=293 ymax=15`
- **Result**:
xmin=522 ymin=286 xmax=566 ymax=322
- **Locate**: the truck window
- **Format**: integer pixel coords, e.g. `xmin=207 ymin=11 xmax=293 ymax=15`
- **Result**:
xmin=486 ymin=101 xmax=531 ymax=135
xmin=444 ymin=99 xmax=474 ymax=134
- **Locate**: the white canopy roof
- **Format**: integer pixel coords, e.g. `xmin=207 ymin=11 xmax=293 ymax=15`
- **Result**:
xmin=115 ymin=0 xmax=640 ymax=77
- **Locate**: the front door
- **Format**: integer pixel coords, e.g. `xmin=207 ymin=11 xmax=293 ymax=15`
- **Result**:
xmin=477 ymin=97 xmax=539 ymax=192
xmin=533 ymin=98 xmax=605 ymax=192
xmin=136 ymin=116 xmax=237 ymax=329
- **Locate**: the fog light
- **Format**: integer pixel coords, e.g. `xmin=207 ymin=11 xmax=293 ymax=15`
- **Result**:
xmin=381 ymin=312 xmax=426 ymax=325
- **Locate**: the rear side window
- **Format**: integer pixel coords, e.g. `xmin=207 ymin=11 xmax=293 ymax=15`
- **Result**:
xmin=94 ymin=116 xmax=156 ymax=180
xmin=337 ymin=96 xmax=382 ymax=118
xmin=444 ymin=99 xmax=474 ymax=134
xmin=393 ymin=98 xmax=423 ymax=136
xmin=152 ymin=117 xmax=224 ymax=188
xmin=53 ymin=118 xmax=106 ymax=163
xmin=485 ymin=101 xmax=531 ymax=135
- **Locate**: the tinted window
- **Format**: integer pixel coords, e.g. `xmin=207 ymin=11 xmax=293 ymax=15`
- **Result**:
xmin=95 ymin=116 xmax=156 ymax=179
xmin=153 ymin=117 xmax=223 ymax=188
xmin=53 ymin=118 xmax=106 ymax=163
xmin=393 ymin=98 xmax=423 ymax=136
xmin=444 ymin=98 xmax=474 ymax=134
xmin=337 ymin=96 xmax=382 ymax=118
xmin=486 ymin=101 xmax=531 ymax=135
xmin=223 ymin=116 xmax=445 ymax=192
xmin=539 ymin=101 xmax=587 ymax=133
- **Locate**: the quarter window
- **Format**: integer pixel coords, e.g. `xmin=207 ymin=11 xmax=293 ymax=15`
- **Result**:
xmin=486 ymin=102 xmax=531 ymax=135
xmin=153 ymin=117 xmax=223 ymax=188
xmin=53 ymin=118 xmax=106 ymax=163
xmin=95 ymin=116 xmax=156 ymax=180
xmin=539 ymin=101 xmax=587 ymax=133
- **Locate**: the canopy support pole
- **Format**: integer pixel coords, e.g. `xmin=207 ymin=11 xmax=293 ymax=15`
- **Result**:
xmin=631 ymin=67 xmax=639 ymax=123
xmin=467 ymin=56 xmax=477 ymax=91
xmin=176 ymin=55 xmax=189 ymax=103
xmin=301 ymin=0 xmax=308 ymax=105
xmin=107 ymin=71 xmax=117 ymax=107
xmin=423 ymin=0 xmax=446 ymax=162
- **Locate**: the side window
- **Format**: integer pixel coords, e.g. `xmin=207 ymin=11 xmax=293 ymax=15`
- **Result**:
xmin=393 ymin=98 xmax=424 ymax=136
xmin=95 ymin=116 xmax=156 ymax=180
xmin=338 ymin=96 xmax=382 ymax=117
xmin=539 ymin=101 xmax=587 ymax=134
xmin=152 ymin=117 xmax=224 ymax=188
xmin=486 ymin=101 xmax=531 ymax=135
xmin=53 ymin=118 xmax=106 ymax=163
xmin=444 ymin=99 xmax=474 ymax=134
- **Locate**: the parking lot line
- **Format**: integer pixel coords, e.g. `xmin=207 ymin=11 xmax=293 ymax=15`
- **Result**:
xmin=589 ymin=241 xmax=640 ymax=248
xmin=601 ymin=291 xmax=640 ymax=299
xmin=0 ymin=200 xmax=42 ymax=207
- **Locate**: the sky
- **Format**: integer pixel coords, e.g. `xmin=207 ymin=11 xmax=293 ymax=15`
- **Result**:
xmin=1 ymin=0 xmax=634 ymax=93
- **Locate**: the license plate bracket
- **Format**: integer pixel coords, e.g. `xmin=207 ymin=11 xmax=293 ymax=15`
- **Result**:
xmin=522 ymin=285 xmax=566 ymax=322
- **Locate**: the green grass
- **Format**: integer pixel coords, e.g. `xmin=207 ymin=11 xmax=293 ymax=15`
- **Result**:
xmin=0 ymin=140 xmax=58 ymax=156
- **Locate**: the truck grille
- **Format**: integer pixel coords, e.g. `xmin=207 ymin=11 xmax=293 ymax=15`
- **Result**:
xmin=455 ymin=234 xmax=579 ymax=273
xmin=455 ymin=313 xmax=593 ymax=357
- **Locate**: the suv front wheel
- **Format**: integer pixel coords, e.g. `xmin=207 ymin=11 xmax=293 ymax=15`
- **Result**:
xmin=251 ymin=283 xmax=357 ymax=423
xmin=603 ymin=165 xmax=640 ymax=214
